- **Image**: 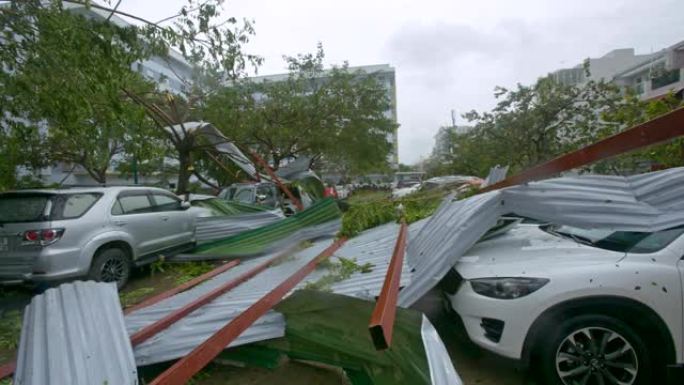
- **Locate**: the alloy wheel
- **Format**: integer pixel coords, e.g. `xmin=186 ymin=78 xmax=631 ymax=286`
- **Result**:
xmin=100 ymin=256 xmax=126 ymax=283
xmin=556 ymin=326 xmax=638 ymax=385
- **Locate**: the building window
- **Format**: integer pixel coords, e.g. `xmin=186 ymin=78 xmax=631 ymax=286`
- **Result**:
xmin=651 ymin=68 xmax=680 ymax=90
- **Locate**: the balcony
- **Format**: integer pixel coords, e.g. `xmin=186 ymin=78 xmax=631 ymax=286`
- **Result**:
xmin=651 ymin=69 xmax=681 ymax=90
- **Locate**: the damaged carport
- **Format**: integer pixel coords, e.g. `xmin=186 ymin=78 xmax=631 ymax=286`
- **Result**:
xmin=5 ymin=107 xmax=684 ymax=384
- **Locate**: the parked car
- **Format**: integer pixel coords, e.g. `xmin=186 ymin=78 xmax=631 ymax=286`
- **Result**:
xmin=218 ymin=182 xmax=281 ymax=209
xmin=443 ymin=222 xmax=684 ymax=384
xmin=0 ymin=187 xmax=196 ymax=288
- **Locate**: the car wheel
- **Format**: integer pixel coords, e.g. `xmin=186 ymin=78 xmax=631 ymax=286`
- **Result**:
xmin=536 ymin=314 xmax=652 ymax=385
xmin=88 ymin=247 xmax=131 ymax=290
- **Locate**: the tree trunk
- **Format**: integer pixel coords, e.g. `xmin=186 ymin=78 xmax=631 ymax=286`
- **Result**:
xmin=176 ymin=150 xmax=192 ymax=195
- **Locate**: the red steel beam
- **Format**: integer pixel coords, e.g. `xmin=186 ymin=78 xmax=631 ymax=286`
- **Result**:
xmin=130 ymin=251 xmax=291 ymax=346
xmin=149 ymin=238 xmax=347 ymax=385
xmin=124 ymin=259 xmax=240 ymax=315
xmin=482 ymin=107 xmax=684 ymax=192
xmin=368 ymin=220 xmax=408 ymax=350
xmin=249 ymin=150 xmax=304 ymax=211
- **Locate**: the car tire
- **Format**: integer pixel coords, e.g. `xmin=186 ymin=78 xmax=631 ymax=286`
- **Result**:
xmin=536 ymin=314 xmax=653 ymax=385
xmin=88 ymin=247 xmax=131 ymax=290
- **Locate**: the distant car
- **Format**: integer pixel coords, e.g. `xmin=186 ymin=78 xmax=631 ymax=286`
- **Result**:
xmin=218 ymin=182 xmax=281 ymax=209
xmin=444 ymin=222 xmax=684 ymax=384
xmin=0 ymin=187 xmax=196 ymax=288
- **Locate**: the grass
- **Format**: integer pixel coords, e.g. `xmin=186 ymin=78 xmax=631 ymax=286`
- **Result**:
xmin=119 ymin=287 xmax=156 ymax=308
xmin=150 ymin=259 xmax=218 ymax=285
xmin=0 ymin=310 xmax=22 ymax=351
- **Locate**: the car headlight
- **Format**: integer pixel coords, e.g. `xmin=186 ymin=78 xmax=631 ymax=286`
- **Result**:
xmin=470 ymin=277 xmax=549 ymax=299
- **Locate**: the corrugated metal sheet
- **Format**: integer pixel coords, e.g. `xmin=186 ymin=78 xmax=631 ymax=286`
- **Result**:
xmin=483 ymin=165 xmax=509 ymax=187
xmin=421 ymin=315 xmax=463 ymax=385
xmin=399 ymin=167 xmax=684 ymax=306
xmin=127 ymin=242 xmax=331 ymax=366
xmin=172 ymin=219 xmax=341 ymax=262
xmin=192 ymin=198 xmax=341 ymax=257
xmin=14 ymin=281 xmax=137 ymax=385
xmin=194 ymin=211 xmax=285 ymax=244
xmin=125 ymin=220 xmax=424 ymax=366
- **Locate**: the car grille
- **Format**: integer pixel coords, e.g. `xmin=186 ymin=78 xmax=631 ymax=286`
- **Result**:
xmin=481 ymin=318 xmax=505 ymax=343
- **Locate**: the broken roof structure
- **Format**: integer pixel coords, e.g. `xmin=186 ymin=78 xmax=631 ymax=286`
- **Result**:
xmin=10 ymin=108 xmax=684 ymax=384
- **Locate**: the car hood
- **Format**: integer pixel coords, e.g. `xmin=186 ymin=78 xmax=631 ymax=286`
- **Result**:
xmin=455 ymin=224 xmax=626 ymax=279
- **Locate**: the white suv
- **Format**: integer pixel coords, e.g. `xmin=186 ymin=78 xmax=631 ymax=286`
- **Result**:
xmin=444 ymin=222 xmax=684 ymax=385
xmin=0 ymin=186 xmax=196 ymax=288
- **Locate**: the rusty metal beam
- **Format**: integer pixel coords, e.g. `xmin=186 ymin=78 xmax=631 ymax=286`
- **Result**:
xmin=368 ymin=220 xmax=408 ymax=350
xmin=124 ymin=259 xmax=240 ymax=315
xmin=130 ymin=252 xmax=289 ymax=347
xmin=249 ymin=150 xmax=304 ymax=211
xmin=149 ymin=238 xmax=347 ymax=385
xmin=482 ymin=107 xmax=684 ymax=192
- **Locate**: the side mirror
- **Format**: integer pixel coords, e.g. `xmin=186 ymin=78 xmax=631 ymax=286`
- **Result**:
xmin=256 ymin=194 xmax=267 ymax=202
xmin=180 ymin=201 xmax=191 ymax=210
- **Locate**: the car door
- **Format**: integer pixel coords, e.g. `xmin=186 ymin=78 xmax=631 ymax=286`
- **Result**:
xmin=149 ymin=191 xmax=195 ymax=249
xmin=111 ymin=190 xmax=165 ymax=257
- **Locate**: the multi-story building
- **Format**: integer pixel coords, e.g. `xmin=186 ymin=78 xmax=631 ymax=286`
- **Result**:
xmin=550 ymin=48 xmax=655 ymax=86
xmin=248 ymin=64 xmax=399 ymax=172
xmin=431 ymin=125 xmax=472 ymax=163
xmin=613 ymin=40 xmax=684 ymax=100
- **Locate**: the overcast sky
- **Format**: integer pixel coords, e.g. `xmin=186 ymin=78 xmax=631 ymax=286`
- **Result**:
xmin=121 ymin=0 xmax=684 ymax=164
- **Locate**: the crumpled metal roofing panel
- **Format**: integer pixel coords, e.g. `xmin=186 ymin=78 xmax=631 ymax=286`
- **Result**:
xmin=400 ymin=167 xmax=684 ymax=306
xmin=421 ymin=315 xmax=463 ymax=385
xmin=14 ymin=281 xmax=137 ymax=385
xmin=195 ymin=211 xmax=285 ymax=244
xmin=126 ymin=219 xmax=425 ymax=366
xmin=127 ymin=242 xmax=332 ymax=366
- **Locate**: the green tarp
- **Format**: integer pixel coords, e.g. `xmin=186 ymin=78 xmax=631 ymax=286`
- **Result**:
xmin=219 ymin=290 xmax=434 ymax=385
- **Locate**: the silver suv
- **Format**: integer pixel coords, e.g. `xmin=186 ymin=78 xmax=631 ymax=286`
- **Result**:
xmin=0 ymin=186 xmax=196 ymax=288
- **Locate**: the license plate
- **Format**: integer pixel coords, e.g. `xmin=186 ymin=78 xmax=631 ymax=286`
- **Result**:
xmin=0 ymin=237 xmax=8 ymax=252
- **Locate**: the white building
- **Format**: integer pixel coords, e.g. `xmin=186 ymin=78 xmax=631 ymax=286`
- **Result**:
xmin=248 ymin=64 xmax=399 ymax=171
xmin=431 ymin=125 xmax=472 ymax=162
xmin=613 ymin=40 xmax=684 ymax=100
xmin=550 ymin=48 xmax=655 ymax=86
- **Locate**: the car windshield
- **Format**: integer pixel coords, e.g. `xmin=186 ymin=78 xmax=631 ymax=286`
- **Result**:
xmin=0 ymin=193 xmax=52 ymax=223
xmin=543 ymin=224 xmax=684 ymax=254
xmin=232 ymin=187 xmax=255 ymax=203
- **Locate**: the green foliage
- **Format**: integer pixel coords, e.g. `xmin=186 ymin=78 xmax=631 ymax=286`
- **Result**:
xmin=0 ymin=1 xmax=163 ymax=184
xmin=119 ymin=287 xmax=155 ymax=308
xmin=340 ymin=190 xmax=444 ymax=238
xmin=204 ymin=44 xmax=397 ymax=176
xmin=303 ymin=257 xmax=374 ymax=292
xmin=0 ymin=310 xmax=22 ymax=351
xmin=149 ymin=259 xmax=216 ymax=285
xmin=433 ymin=74 xmax=683 ymax=178
xmin=594 ymin=92 xmax=683 ymax=174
